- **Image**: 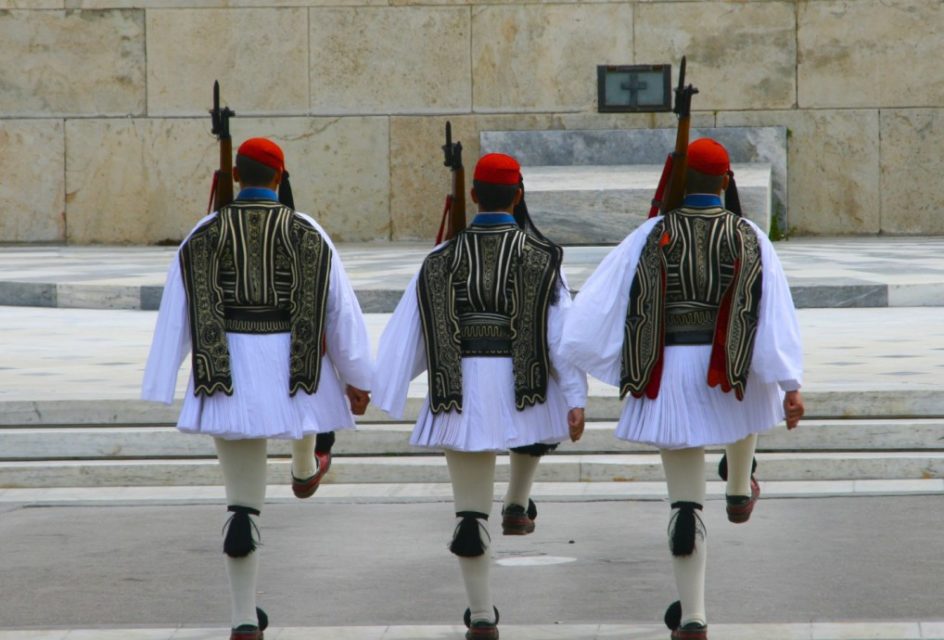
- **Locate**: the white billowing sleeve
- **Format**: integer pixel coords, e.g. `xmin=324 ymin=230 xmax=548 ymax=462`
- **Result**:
xmin=748 ymin=222 xmax=804 ymax=389
xmin=141 ymin=255 xmax=191 ymax=404
xmin=560 ymin=218 xmax=661 ymax=387
xmin=371 ymin=271 xmax=427 ymax=420
xmin=547 ymin=273 xmax=588 ymax=408
xmin=302 ymin=215 xmax=374 ymax=391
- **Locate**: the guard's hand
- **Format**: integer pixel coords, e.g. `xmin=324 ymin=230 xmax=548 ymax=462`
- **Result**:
xmin=346 ymin=385 xmax=370 ymax=416
xmin=568 ymin=408 xmax=585 ymax=442
xmin=784 ymin=390 xmax=804 ymax=430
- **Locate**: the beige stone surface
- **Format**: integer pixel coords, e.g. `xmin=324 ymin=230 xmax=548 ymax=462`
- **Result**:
xmin=310 ymin=6 xmax=470 ymax=115
xmin=146 ymin=8 xmax=309 ymax=116
xmin=879 ymin=109 xmax=944 ymax=235
xmin=718 ymin=109 xmax=880 ymax=235
xmin=234 ymin=116 xmax=390 ymax=241
xmin=1 ymin=1 xmax=61 ymax=7
xmin=65 ymin=119 xmax=215 ymax=245
xmin=70 ymin=0 xmax=383 ymax=6
xmin=0 ymin=120 xmax=66 ymax=243
xmin=66 ymin=117 xmax=390 ymax=244
xmin=388 ymin=111 xmax=716 ymax=239
xmin=0 ymin=10 xmax=144 ymax=117
xmin=471 ymin=3 xmax=634 ymax=113
xmin=635 ymin=1 xmax=796 ymax=111
xmin=799 ymin=0 xmax=944 ymax=109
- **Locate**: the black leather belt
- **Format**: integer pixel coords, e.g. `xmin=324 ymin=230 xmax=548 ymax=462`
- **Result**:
xmin=664 ymin=330 xmax=714 ymax=346
xmin=224 ymin=308 xmax=290 ymax=334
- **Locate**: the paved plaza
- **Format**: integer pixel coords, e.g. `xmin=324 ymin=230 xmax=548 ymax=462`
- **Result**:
xmin=0 ymin=238 xmax=943 ymax=639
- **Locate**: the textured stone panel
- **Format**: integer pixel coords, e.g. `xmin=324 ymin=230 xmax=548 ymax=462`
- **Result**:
xmin=880 ymin=110 xmax=944 ymax=235
xmin=799 ymin=1 xmax=944 ymax=108
xmin=66 ymin=117 xmax=389 ymax=244
xmin=310 ymin=7 xmax=470 ymax=115
xmin=232 ymin=117 xmax=390 ymax=241
xmin=635 ymin=2 xmax=796 ymax=111
xmin=70 ymin=0 xmax=381 ymax=6
xmin=147 ymin=8 xmax=309 ymax=116
xmin=719 ymin=109 xmax=880 ymax=235
xmin=388 ymin=112 xmax=716 ymax=240
xmin=472 ymin=3 xmax=633 ymax=112
xmin=1 ymin=1 xmax=61 ymax=7
xmin=0 ymin=10 xmax=144 ymax=116
xmin=66 ymin=119 xmax=215 ymax=244
xmin=0 ymin=120 xmax=65 ymax=242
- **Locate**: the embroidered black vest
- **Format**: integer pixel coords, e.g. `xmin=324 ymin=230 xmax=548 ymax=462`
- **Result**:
xmin=620 ymin=207 xmax=763 ymax=401
xmin=417 ymin=225 xmax=561 ymax=413
xmin=179 ymin=201 xmax=332 ymax=397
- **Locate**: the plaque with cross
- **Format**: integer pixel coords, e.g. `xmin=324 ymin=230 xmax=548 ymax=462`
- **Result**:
xmin=597 ymin=65 xmax=672 ymax=113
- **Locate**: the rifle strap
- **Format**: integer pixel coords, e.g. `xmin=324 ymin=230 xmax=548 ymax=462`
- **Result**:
xmin=435 ymin=194 xmax=452 ymax=245
xmin=649 ymin=154 xmax=673 ymax=218
xmin=207 ymin=171 xmax=220 ymax=215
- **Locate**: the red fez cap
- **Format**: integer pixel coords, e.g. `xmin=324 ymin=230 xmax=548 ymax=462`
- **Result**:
xmin=473 ymin=153 xmax=521 ymax=186
xmin=687 ymin=138 xmax=730 ymax=176
xmin=237 ymin=137 xmax=285 ymax=173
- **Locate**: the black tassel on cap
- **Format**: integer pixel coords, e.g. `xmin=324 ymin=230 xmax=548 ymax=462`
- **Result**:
xmin=223 ymin=505 xmax=261 ymax=558
xmin=669 ymin=501 xmax=703 ymax=557
xmin=450 ymin=511 xmax=489 ymax=557
xmin=725 ymin=171 xmax=742 ymax=217
xmin=256 ymin=607 xmax=268 ymax=631
xmin=278 ymin=170 xmax=295 ymax=209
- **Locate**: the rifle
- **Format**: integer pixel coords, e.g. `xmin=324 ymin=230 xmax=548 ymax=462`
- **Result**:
xmin=207 ymin=80 xmax=236 ymax=214
xmin=435 ymin=121 xmax=466 ymax=244
xmin=648 ymin=57 xmax=699 ymax=218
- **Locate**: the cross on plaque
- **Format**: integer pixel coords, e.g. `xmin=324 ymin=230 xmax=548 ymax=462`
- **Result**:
xmin=621 ymin=73 xmax=648 ymax=107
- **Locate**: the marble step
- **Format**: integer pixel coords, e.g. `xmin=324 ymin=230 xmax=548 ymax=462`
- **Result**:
xmin=5 ymin=389 xmax=944 ymax=428
xmin=1 ymin=451 xmax=942 ymax=488
xmin=1 ymin=419 xmax=942 ymax=461
xmin=521 ymin=163 xmax=772 ymax=244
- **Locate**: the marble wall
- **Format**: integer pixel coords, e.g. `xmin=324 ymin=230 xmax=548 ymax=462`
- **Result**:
xmin=0 ymin=1 xmax=938 ymax=243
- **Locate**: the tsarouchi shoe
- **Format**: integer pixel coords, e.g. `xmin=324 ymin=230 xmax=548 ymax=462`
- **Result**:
xmin=501 ymin=498 xmax=537 ymax=535
xmin=464 ymin=607 xmax=500 ymax=639
xmin=291 ymin=450 xmax=331 ymax=499
xmin=671 ymin=622 xmax=708 ymax=639
xmin=726 ymin=476 xmax=761 ymax=523
xmin=230 ymin=624 xmax=262 ymax=640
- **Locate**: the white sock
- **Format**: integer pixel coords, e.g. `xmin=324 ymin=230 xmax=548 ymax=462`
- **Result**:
xmin=214 ymin=438 xmax=267 ymax=629
xmin=291 ymin=434 xmax=318 ymax=479
xmin=504 ymin=451 xmax=540 ymax=510
xmin=725 ymin=434 xmax=758 ymax=497
xmin=661 ymin=448 xmax=707 ymax=627
xmin=445 ymin=450 xmax=496 ymax=624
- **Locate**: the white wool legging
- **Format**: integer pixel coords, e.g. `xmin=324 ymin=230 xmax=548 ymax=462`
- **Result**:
xmin=214 ymin=437 xmax=268 ymax=629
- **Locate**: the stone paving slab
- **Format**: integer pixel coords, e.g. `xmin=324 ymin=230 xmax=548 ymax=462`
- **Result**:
xmin=1 ymin=623 xmax=942 ymax=640
xmin=1 ymin=479 xmax=942 ymax=507
xmin=1 ymin=237 xmax=943 ymax=310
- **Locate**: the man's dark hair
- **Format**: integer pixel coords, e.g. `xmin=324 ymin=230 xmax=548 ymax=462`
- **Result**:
xmin=236 ymin=154 xmax=278 ymax=187
xmin=685 ymin=167 xmax=725 ymax=195
xmin=473 ymin=180 xmax=520 ymax=211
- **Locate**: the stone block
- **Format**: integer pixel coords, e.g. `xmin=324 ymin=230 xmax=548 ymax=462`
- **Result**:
xmin=1 ymin=1 xmax=61 ymax=7
xmin=146 ymin=8 xmax=309 ymax=116
xmin=0 ymin=120 xmax=65 ymax=242
xmin=471 ymin=3 xmax=634 ymax=112
xmin=481 ymin=126 xmax=784 ymax=235
xmin=520 ymin=163 xmax=772 ymax=244
xmin=799 ymin=1 xmax=944 ymax=109
xmin=65 ymin=118 xmax=214 ymax=244
xmin=635 ymin=1 xmax=796 ymax=111
xmin=387 ymin=112 xmax=715 ymax=240
xmin=66 ymin=116 xmax=389 ymax=244
xmin=719 ymin=109 xmax=880 ymax=235
xmin=310 ymin=6 xmax=470 ymax=115
xmin=0 ymin=9 xmax=144 ymax=117
xmin=879 ymin=109 xmax=944 ymax=235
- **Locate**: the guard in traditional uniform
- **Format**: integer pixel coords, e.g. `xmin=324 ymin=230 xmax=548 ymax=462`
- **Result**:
xmin=142 ymin=138 xmax=373 ymax=640
xmin=561 ymin=139 xmax=805 ymax=640
xmin=372 ymin=153 xmax=587 ymax=639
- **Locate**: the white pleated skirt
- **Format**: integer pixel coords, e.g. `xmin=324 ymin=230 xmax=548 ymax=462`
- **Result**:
xmin=616 ymin=345 xmax=785 ymax=450
xmin=177 ymin=332 xmax=355 ymax=440
xmin=410 ymin=357 xmax=570 ymax=453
